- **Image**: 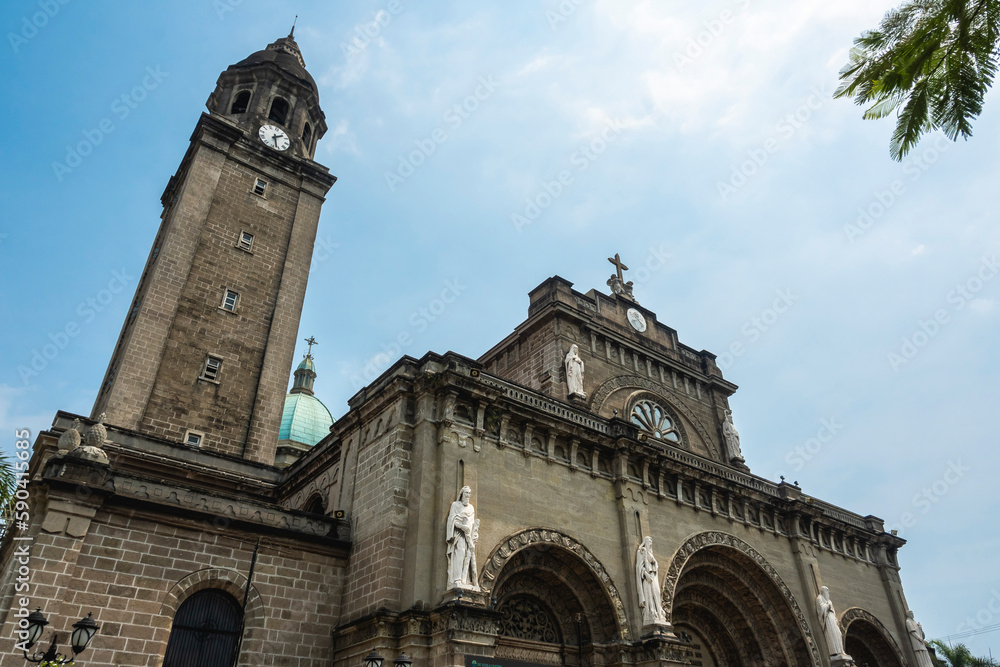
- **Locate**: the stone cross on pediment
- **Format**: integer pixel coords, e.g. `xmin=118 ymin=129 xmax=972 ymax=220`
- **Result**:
xmin=607 ymin=253 xmax=636 ymax=301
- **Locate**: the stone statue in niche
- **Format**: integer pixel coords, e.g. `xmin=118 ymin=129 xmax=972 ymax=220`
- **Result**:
xmin=816 ymin=586 xmax=851 ymax=660
xmin=446 ymin=485 xmax=481 ymax=590
xmin=635 ymin=536 xmax=667 ymax=626
xmin=722 ymin=410 xmax=745 ymax=462
xmin=906 ymin=610 xmax=935 ymax=667
xmin=564 ymin=344 xmax=586 ymax=399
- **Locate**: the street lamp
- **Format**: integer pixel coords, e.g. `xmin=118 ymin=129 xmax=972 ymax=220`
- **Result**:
xmin=364 ymin=649 xmax=413 ymax=667
xmin=22 ymin=609 xmax=100 ymax=665
xmin=364 ymin=650 xmax=384 ymax=667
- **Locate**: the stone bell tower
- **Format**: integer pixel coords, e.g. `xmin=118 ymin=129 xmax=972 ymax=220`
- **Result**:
xmin=92 ymin=29 xmax=337 ymax=464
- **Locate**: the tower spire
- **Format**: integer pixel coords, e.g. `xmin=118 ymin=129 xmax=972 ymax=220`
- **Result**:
xmin=289 ymin=15 xmax=297 ymax=39
xmin=291 ymin=337 xmax=318 ymax=396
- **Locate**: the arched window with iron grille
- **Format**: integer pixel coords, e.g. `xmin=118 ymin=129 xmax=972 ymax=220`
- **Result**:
xmin=163 ymin=589 xmax=242 ymax=667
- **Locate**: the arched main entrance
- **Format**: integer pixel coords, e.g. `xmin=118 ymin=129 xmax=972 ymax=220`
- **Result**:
xmin=841 ymin=608 xmax=905 ymax=667
xmin=662 ymin=532 xmax=820 ymax=667
xmin=481 ymin=529 xmax=627 ymax=666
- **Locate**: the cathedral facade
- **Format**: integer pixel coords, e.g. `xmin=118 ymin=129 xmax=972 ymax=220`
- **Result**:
xmin=0 ymin=33 xmax=926 ymax=667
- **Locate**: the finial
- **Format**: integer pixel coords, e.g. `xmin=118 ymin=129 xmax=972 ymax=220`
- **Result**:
xmin=289 ymin=15 xmax=297 ymax=38
xmin=304 ymin=336 xmax=318 ymax=357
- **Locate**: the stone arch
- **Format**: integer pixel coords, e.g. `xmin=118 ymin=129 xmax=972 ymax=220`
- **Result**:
xmin=588 ymin=375 xmax=721 ymax=459
xmin=840 ymin=607 xmax=906 ymax=667
xmin=154 ymin=568 xmax=264 ymax=664
xmin=662 ymin=531 xmax=821 ymax=667
xmin=480 ymin=528 xmax=631 ymax=641
xmin=302 ymin=492 xmax=326 ymax=515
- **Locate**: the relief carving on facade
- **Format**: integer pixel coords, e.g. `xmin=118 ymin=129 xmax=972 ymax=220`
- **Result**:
xmin=498 ymin=596 xmax=559 ymax=643
xmin=494 ymin=644 xmax=562 ymax=665
xmin=480 ymin=528 xmax=632 ymax=640
xmin=660 ymin=531 xmax=822 ymax=667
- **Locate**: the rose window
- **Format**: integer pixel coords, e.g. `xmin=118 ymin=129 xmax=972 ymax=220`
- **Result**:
xmin=630 ymin=401 xmax=680 ymax=442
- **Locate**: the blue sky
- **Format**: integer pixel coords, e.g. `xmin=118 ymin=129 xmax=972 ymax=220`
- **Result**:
xmin=2 ymin=0 xmax=999 ymax=653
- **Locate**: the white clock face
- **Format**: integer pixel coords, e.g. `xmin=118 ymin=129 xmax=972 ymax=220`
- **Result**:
xmin=258 ymin=124 xmax=290 ymax=151
xmin=627 ymin=308 xmax=647 ymax=332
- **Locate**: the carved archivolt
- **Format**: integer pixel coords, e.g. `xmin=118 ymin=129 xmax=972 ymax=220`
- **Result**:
xmin=661 ymin=531 xmax=822 ymax=667
xmin=840 ymin=607 xmax=907 ymax=667
xmin=589 ymin=375 xmax=718 ymax=457
xmin=480 ymin=528 xmax=632 ymax=640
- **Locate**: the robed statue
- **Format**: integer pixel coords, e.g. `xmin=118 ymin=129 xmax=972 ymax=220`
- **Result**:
xmin=816 ymin=586 xmax=849 ymax=659
xmin=565 ymin=344 xmax=586 ymax=399
xmin=722 ymin=410 xmax=744 ymax=462
xmin=635 ymin=536 xmax=667 ymax=626
xmin=906 ymin=610 xmax=935 ymax=667
xmin=446 ymin=485 xmax=480 ymax=589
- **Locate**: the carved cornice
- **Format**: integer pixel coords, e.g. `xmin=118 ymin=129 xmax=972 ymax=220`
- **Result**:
xmin=661 ymin=531 xmax=822 ymax=667
xmin=479 ymin=373 xmax=609 ymax=434
xmin=109 ymin=473 xmax=350 ymax=545
xmin=480 ymin=528 xmax=632 ymax=640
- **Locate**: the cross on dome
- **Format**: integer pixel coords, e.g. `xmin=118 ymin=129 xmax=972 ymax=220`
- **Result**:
xmin=304 ymin=336 xmax=318 ymax=357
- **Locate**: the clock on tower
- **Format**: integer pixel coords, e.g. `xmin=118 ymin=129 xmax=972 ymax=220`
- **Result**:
xmin=91 ymin=29 xmax=337 ymax=464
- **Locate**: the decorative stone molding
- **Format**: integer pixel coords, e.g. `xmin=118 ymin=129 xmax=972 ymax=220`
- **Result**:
xmin=840 ymin=607 xmax=907 ymax=666
xmin=430 ymin=607 xmax=499 ymax=636
xmin=480 ymin=528 xmax=631 ymax=640
xmin=589 ymin=375 xmax=718 ymax=457
xmin=495 ymin=642 xmax=563 ymax=664
xmin=661 ymin=531 xmax=822 ymax=667
xmin=115 ymin=475 xmax=344 ymax=539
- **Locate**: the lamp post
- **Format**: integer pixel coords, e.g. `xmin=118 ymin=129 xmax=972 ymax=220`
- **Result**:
xmin=22 ymin=609 xmax=99 ymax=665
xmin=363 ymin=649 xmax=412 ymax=667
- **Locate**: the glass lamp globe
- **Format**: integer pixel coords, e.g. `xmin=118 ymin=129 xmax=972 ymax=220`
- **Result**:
xmin=25 ymin=609 xmax=48 ymax=647
xmin=70 ymin=613 xmax=100 ymax=654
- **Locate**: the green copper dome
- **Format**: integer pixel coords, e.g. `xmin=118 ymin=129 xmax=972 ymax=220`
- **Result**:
xmin=279 ymin=392 xmax=333 ymax=447
xmin=279 ymin=344 xmax=332 ymax=449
